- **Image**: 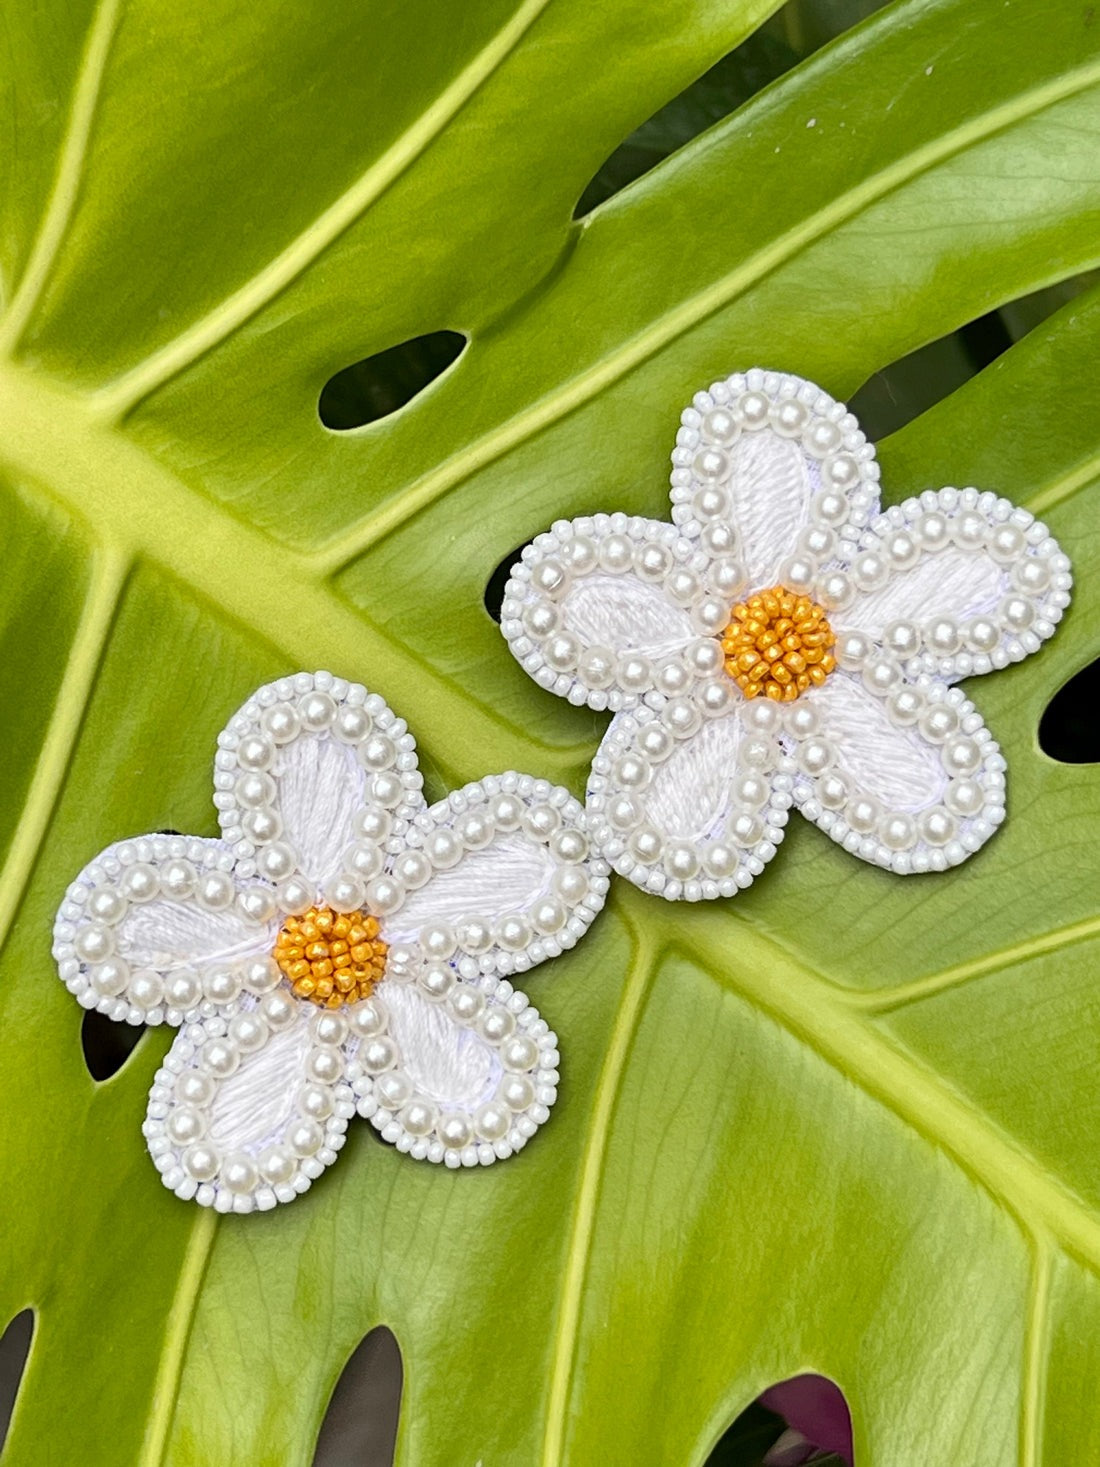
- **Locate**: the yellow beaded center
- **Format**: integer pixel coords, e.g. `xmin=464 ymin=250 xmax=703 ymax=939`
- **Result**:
xmin=274 ymin=906 xmax=388 ymax=1008
xmin=721 ymin=585 xmax=837 ymax=701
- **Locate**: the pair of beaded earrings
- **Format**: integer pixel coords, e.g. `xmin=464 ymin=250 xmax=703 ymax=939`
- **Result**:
xmin=53 ymin=369 xmax=1071 ymax=1212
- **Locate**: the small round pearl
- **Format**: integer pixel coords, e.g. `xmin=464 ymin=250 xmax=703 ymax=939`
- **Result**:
xmin=489 ymin=794 xmax=523 ymax=830
xmin=733 ymin=772 xmax=770 ymax=808
xmin=918 ymin=807 xmax=956 ymax=845
xmin=883 ymin=620 xmax=921 ymax=659
xmin=202 ymin=1039 xmax=240 ymax=1078
xmin=945 ymin=779 xmax=986 ymax=817
xmin=449 ymin=986 xmax=486 ymax=1023
xmin=333 ymin=705 xmax=372 ymax=744
xmin=798 ymin=525 xmax=837 ymax=561
xmin=532 ymin=898 xmax=567 ymax=935
xmin=577 ymin=646 xmax=616 ymax=689
xmin=924 ymin=618 xmax=961 ymax=656
xmin=298 ymin=1083 xmax=334 ymax=1120
xmin=883 ymin=530 xmax=919 ymax=569
xmin=564 ymin=536 xmax=597 ymax=574
xmin=880 ymin=813 xmax=917 ymax=851
xmin=785 ymin=702 xmax=819 ymax=738
xmin=261 ymin=704 xmax=300 ymax=744
xmin=553 ymin=866 xmax=590 ymax=904
xmin=599 ymin=533 xmax=635 ymax=572
xmin=183 ymin=1145 xmax=220 ymax=1182
xmin=458 ymin=813 xmax=494 ymax=849
xmin=165 ymin=969 xmax=201 ymax=1010
xmin=703 ymin=843 xmax=739 ymax=878
xmin=376 ymin=1070 xmax=413 ymax=1108
xmin=700 ymin=521 xmax=737 ymax=555
xmin=635 ymin=543 xmax=672 ymax=582
xmin=797 ymin=738 xmax=834 ymax=776
xmin=475 ymin=1102 xmax=511 ymax=1142
xmin=661 ymin=700 xmax=701 ymax=737
xmin=552 ymin=828 xmax=588 ymax=863
xmin=421 ymin=924 xmax=457 ymax=961
xmin=299 ymin=691 xmax=336 ymax=731
xmin=666 ymin=569 xmax=701 ymax=606
xmin=639 ymin=724 xmax=673 ymax=761
xmin=886 ymin=686 xmax=924 ymax=727
xmin=92 ymin=959 xmax=130 ymax=997
xmin=355 ymin=806 xmax=392 ymax=842
xmin=628 ymin=826 xmax=663 ymax=863
xmin=229 ymin=1013 xmax=269 ymax=1054
xmin=664 ymin=842 xmax=700 ymax=880
xmin=728 ymin=812 xmax=763 ymax=847
xmin=522 ymin=601 xmax=559 ymax=639
xmin=861 ymin=656 xmax=902 ymax=697
xmin=544 ymin=633 xmax=580 ymax=672
xmin=607 ymin=794 xmax=641 ymax=830
xmin=260 ymin=990 xmax=297 ymax=1030
xmin=364 ymin=875 xmax=404 ymax=914
xmin=688 ymin=637 xmax=725 ymax=677
xmin=916 ymin=512 xmax=950 ymax=552
xmin=823 ymin=453 xmax=859 ymax=490
xmin=817 ymin=772 xmax=848 ymax=810
xmin=845 ymin=794 xmax=882 ymax=834
xmin=328 ymin=875 xmax=366 ymax=912
xmin=75 ymin=923 xmax=114 ymax=964
xmin=614 ymin=754 xmax=651 ymax=790
xmin=744 ymin=700 xmax=782 ymax=733
xmin=88 ymin=886 xmax=127 ymax=924
xmin=835 ymin=631 xmax=871 ymax=669
xmin=204 ymin=965 xmax=242 ymax=1004
xmin=481 ymin=1008 xmax=516 ymax=1044
xmin=177 ymin=1070 xmax=215 ymax=1107
xmin=943 ymin=735 xmax=982 ymax=776
xmin=966 ymin=618 xmax=1000 ymax=653
xmin=370 ymin=770 xmax=404 ymax=809
xmin=258 ymin=1145 xmax=297 ymax=1185
xmin=456 ymin=917 xmax=493 ymax=955
xmin=439 ymin=1115 xmax=473 ymax=1150
xmin=197 ymin=870 xmax=237 ymax=909
xmin=806 ymin=418 xmax=841 ymax=455
xmin=313 ymin=1011 xmax=349 ymax=1047
xmin=737 ymin=390 xmax=770 ymax=427
xmin=122 ymin=863 xmax=160 ymax=903
xmin=989 ymin=523 xmax=1026 ymax=563
xmin=393 ymin=849 xmax=430 ymax=888
xmin=287 ymin=1120 xmax=324 ymax=1157
xmin=358 ymin=1038 xmax=397 ymax=1075
xmin=502 ymin=1035 xmax=539 ymax=1072
xmin=242 ymin=957 xmax=281 ymax=994
xmin=1000 ymin=595 xmax=1035 ymax=632
xmin=236 ymin=735 xmax=274 ymax=772
xmin=741 ymin=735 xmax=779 ymax=771
xmin=160 ymin=858 xmax=197 ymax=901
xmin=771 ymin=397 xmax=809 ymax=436
xmin=707 ymin=558 xmax=746 ymax=597
xmin=524 ymin=804 xmax=561 ymax=840
xmin=400 ymin=1101 xmax=438 ymax=1137
xmin=494 ymin=915 xmax=533 ymax=953
xmin=812 ymin=490 xmax=851 ymax=528
xmin=360 ymin=734 xmax=397 ymax=772
xmin=168 ymin=1107 xmax=206 ymax=1145
xmin=851 ymin=551 xmax=888 ymax=592
xmin=532 ymin=559 xmax=569 ymax=596
xmin=500 ymin=1075 xmax=535 ymax=1111
xmin=348 ymin=999 xmax=387 ymax=1038
xmin=617 ymin=655 xmax=653 ymax=694
xmin=918 ymin=704 xmax=959 ymax=743
xmin=702 ymin=407 xmax=739 ymax=445
xmin=951 ymin=511 xmax=987 ymax=550
xmin=426 ymin=830 xmax=462 ymax=869
xmin=237 ymin=885 xmax=278 ymax=924
xmin=816 ymin=571 xmax=855 ymax=611
xmin=1014 ymin=557 xmax=1051 ymax=593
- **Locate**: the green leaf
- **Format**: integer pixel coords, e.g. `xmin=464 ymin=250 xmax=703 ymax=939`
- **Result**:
xmin=1 ymin=0 xmax=1098 ymax=1464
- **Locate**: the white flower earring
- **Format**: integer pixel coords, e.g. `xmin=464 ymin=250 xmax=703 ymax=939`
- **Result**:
xmin=500 ymin=368 xmax=1072 ymax=901
xmin=54 ymin=671 xmax=608 ymax=1210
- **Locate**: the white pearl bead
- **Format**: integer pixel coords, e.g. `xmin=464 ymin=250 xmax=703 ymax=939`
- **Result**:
xmin=122 ymin=863 xmax=160 ymax=903
xmin=88 ymin=886 xmax=128 ymax=924
xmin=861 ymin=656 xmax=902 ymax=697
xmin=159 ymin=856 xmax=198 ymax=897
xmin=459 ymin=813 xmax=494 ymax=849
xmin=744 ymin=700 xmax=782 ymax=733
xmin=812 ymin=490 xmax=851 ymax=528
xmin=259 ymin=1145 xmax=297 ymax=1185
xmin=389 ymin=849 xmax=427 ymax=889
xmin=886 ymin=686 xmax=924 ymax=727
xmin=698 ymin=679 xmax=734 ymax=717
xmin=806 ymin=419 xmax=841 ymax=455
xmin=495 ymin=915 xmax=533 ymax=952
xmin=661 ymin=700 xmax=701 ymax=737
xmin=880 ymin=813 xmax=917 ymax=851
xmin=532 ymin=558 xmax=569 ymax=596
xmin=165 ymin=969 xmax=201 ymax=1009
xmin=524 ymin=804 xmax=561 ymax=840
xmin=728 ymin=812 xmax=763 ymax=847
xmin=204 ymin=965 xmax=242 ymax=1003
xmin=846 ymin=794 xmax=882 ymax=834
xmin=552 ymin=828 xmax=588 ymax=863
xmin=400 ymin=1101 xmax=438 ymax=1137
xmin=376 ymin=1070 xmax=413 ymax=1108
xmin=456 ymin=917 xmax=493 ymax=955
xmin=951 ymin=511 xmax=987 ymax=549
xmin=439 ymin=1115 xmax=473 ymax=1150
xmin=288 ymin=1120 xmax=324 ymax=1157
xmin=544 ymin=632 xmax=580 ymax=672
xmin=883 ymin=620 xmax=921 ymax=658
xmin=797 ymin=738 xmax=834 ymax=776
xmin=738 ymin=390 xmax=770 ymax=427
xmin=333 ymin=705 xmax=372 ymax=744
xmin=628 ymin=826 xmax=662 ymax=863
xmin=924 ymin=617 xmax=961 ymax=656
xmin=707 ymin=558 xmax=746 ymax=597
xmin=614 ymin=753 xmax=651 ymax=790
xmin=349 ymin=999 xmax=387 ymax=1038
xmin=817 ymin=571 xmax=855 ymax=611
xmin=481 ymin=1007 xmax=516 ymax=1043
xmin=502 ymin=1035 xmax=540 ymax=1072
xmin=489 ymin=794 xmax=523 ymax=830
xmin=966 ymin=618 xmax=1000 ymax=653
xmin=771 ymin=398 xmax=809 ymax=436
xmin=664 ymin=842 xmax=700 ymax=880
xmin=916 ymin=512 xmax=950 ymax=552
xmin=638 ymin=724 xmax=673 ymax=760
xmin=168 ymin=1107 xmax=206 ymax=1145
xmin=242 ymin=956 xmax=281 ymax=994
xmin=564 ymin=536 xmax=597 ymax=574
xmin=635 ymin=543 xmax=672 ymax=581
xmin=693 ymin=486 xmax=730 ymax=521
xmin=355 ymin=805 xmax=392 ymax=842
xmin=741 ymin=734 xmax=779 ymax=771
xmin=237 ymin=885 xmax=278 ymax=924
xmin=1014 ymin=557 xmax=1051 ymax=593
xmin=942 ymin=735 xmax=982 ymax=776
xmin=313 ymin=1011 xmax=348 ymax=1046
xmin=989 ymin=523 xmax=1026 ymax=563
xmin=92 ymin=959 xmax=131 ymax=997
xmin=599 ymin=533 xmax=635 ymax=572
xmin=328 ymin=875 xmax=366 ymax=912
xmin=298 ymin=1082 xmax=334 ymax=1120
xmin=236 ymin=735 xmax=274 ymax=771
xmin=553 ymin=866 xmax=590 ymax=904
xmin=261 ymin=703 xmax=300 ymax=744
xmin=703 ymin=843 xmax=739 ymax=878
xmin=656 ymin=660 xmax=691 ymax=696
xmin=577 ymin=645 xmax=616 ymax=689
xmin=733 ymin=772 xmax=770 ymax=808
xmin=617 ymin=655 xmax=652 ymax=694
xmin=183 ymin=1145 xmax=220 ymax=1182
xmin=177 ymin=1070 xmax=215 ymax=1106
xmin=202 ymin=1039 xmax=240 ymax=1078
xmin=364 ymin=875 xmax=405 ymax=914
xmin=785 ymin=702 xmax=819 ymax=739
xmin=918 ymin=807 xmax=956 ymax=845
xmin=798 ymin=525 xmax=837 ymax=561
xmin=426 ymin=830 xmax=462 ymax=869
xmin=360 ymin=734 xmax=396 ymax=772
xmin=851 ymin=551 xmax=888 ymax=591
xmin=299 ymin=691 xmax=336 ymax=731
xmin=702 ymin=407 xmax=739 ymax=444
xmin=198 ymin=870 xmax=237 ymax=909
xmin=371 ymin=770 xmax=404 ymax=809
xmin=449 ymin=986 xmax=485 ymax=1023
xmin=358 ymin=1038 xmax=397 ymax=1075
xmin=999 ymin=595 xmax=1035 ymax=632
xmin=817 ymin=772 xmax=848 ymax=810
xmin=693 ymin=599 xmax=729 ymax=636
xmin=836 ymin=631 xmax=871 ymax=669
xmin=522 ymin=601 xmax=559 ymax=639
xmin=260 ymin=991 xmax=297 ymax=1030
xmin=75 ymin=922 xmax=114 ymax=963
xmin=883 ymin=530 xmax=919 ymax=569
xmin=918 ymin=704 xmax=959 ymax=742
xmin=824 ymin=453 xmax=859 ymax=489
xmin=945 ymin=779 xmax=986 ymax=817
xmin=421 ymin=923 xmax=457 ymax=960
xmin=700 ymin=521 xmax=737 ymax=555
xmin=777 ymin=556 xmax=818 ymax=595
xmin=500 ymin=1075 xmax=535 ymax=1111
xmin=666 ymin=569 xmax=701 ymax=606
xmin=475 ymin=1102 xmax=511 ymax=1142
xmin=229 ymin=1013 xmax=269 ymax=1053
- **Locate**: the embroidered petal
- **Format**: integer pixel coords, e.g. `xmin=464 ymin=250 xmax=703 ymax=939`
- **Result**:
xmin=500 ymin=513 xmax=727 ymax=712
xmin=214 ymin=671 xmax=425 ymax=894
xmin=669 ymin=369 xmax=881 ymax=588
xmin=586 ymin=698 xmax=792 ymax=900
xmin=53 ymin=835 xmax=277 ymax=1027
xmin=143 ymin=998 xmax=354 ymax=1211
xmin=793 ymin=672 xmax=1006 ymax=874
xmin=375 ymin=774 xmax=608 ymax=976
xmin=352 ymin=976 xmax=557 ymax=1168
xmin=835 ymin=489 xmax=1072 ymax=681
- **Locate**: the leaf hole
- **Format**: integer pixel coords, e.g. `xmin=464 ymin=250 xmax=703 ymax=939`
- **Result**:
xmin=319 ymin=332 xmax=467 ymax=431
xmin=1040 ymin=657 xmax=1100 ymax=763
xmin=81 ymin=1008 xmax=147 ymax=1081
xmin=311 ymin=1325 xmax=402 ymax=1467
xmin=0 ymin=1309 xmax=34 ymax=1454
xmin=573 ymin=26 xmax=797 ymax=218
xmin=484 ymin=538 xmax=534 ymax=623
xmin=756 ymin=1375 xmax=853 ymax=1465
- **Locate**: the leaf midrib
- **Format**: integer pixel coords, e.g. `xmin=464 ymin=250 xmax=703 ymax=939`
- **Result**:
xmin=308 ymin=51 xmax=1100 ymax=572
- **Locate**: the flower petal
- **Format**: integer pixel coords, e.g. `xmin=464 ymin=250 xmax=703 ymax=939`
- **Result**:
xmin=378 ymin=774 xmax=608 ymax=976
xmin=836 ymin=489 xmax=1072 ymax=680
xmin=143 ymin=997 xmax=354 ymax=1211
xmin=213 ymin=671 xmax=425 ymax=892
xmin=793 ymin=671 xmax=1006 ymax=874
xmin=586 ymin=697 xmax=792 ymax=900
xmin=669 ymin=369 xmax=881 ymax=588
xmin=53 ymin=834 xmax=277 ymax=1027
xmin=501 ymin=513 xmax=723 ymax=712
xmin=352 ymin=975 xmax=557 ymax=1168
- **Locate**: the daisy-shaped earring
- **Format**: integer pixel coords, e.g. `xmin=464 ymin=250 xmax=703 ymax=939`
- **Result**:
xmin=54 ymin=672 xmax=608 ymax=1210
xmin=500 ymin=368 xmax=1071 ymax=901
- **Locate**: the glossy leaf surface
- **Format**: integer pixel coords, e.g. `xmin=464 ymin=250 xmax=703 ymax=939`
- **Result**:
xmin=0 ymin=0 xmax=1098 ymax=1463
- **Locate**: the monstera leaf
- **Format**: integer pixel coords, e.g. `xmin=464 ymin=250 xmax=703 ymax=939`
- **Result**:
xmin=1 ymin=0 xmax=1098 ymax=1463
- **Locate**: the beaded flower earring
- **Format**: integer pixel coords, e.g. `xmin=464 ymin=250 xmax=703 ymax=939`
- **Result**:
xmin=500 ymin=368 xmax=1071 ymax=902
xmin=54 ymin=671 xmax=608 ymax=1210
